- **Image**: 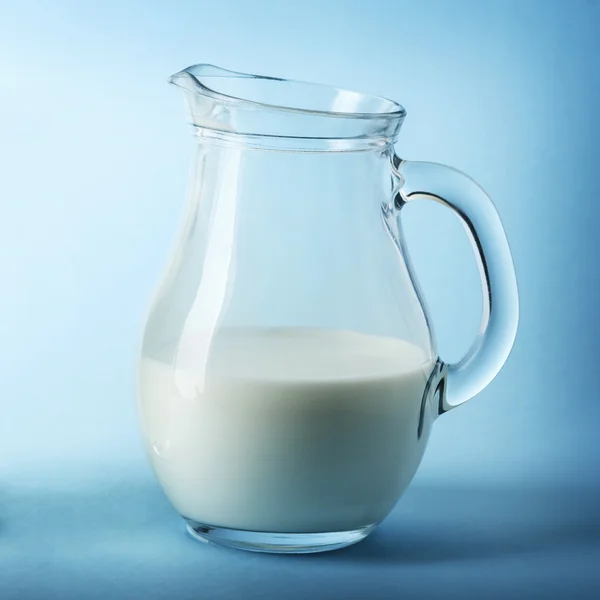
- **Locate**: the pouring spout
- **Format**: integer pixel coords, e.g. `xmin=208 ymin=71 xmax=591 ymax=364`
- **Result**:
xmin=169 ymin=64 xmax=257 ymax=133
xmin=169 ymin=64 xmax=255 ymax=92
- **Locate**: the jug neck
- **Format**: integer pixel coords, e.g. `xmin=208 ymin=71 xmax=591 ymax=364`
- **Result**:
xmin=170 ymin=64 xmax=405 ymax=151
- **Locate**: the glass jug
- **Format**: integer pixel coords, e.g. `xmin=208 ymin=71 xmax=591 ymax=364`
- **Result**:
xmin=138 ymin=64 xmax=519 ymax=554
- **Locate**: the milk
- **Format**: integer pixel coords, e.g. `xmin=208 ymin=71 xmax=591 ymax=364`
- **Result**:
xmin=138 ymin=328 xmax=434 ymax=533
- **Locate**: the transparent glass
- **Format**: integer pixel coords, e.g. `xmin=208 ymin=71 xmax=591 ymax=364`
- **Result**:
xmin=137 ymin=64 xmax=519 ymax=554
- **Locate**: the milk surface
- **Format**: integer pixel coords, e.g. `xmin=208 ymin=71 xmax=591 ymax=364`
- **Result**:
xmin=139 ymin=328 xmax=435 ymax=533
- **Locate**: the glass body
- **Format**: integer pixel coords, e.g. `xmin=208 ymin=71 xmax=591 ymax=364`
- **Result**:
xmin=138 ymin=65 xmax=519 ymax=553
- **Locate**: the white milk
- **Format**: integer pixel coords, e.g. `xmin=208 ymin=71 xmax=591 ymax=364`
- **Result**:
xmin=138 ymin=328 xmax=434 ymax=533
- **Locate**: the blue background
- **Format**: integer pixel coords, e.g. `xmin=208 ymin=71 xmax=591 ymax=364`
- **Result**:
xmin=1 ymin=0 xmax=599 ymax=598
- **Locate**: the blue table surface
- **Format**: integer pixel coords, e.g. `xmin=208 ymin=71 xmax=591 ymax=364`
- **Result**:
xmin=2 ymin=474 xmax=599 ymax=600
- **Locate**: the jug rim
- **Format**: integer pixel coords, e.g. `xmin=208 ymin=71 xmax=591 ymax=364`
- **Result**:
xmin=169 ymin=64 xmax=407 ymax=121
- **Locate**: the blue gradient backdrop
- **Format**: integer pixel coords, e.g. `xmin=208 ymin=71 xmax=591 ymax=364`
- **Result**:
xmin=1 ymin=1 xmax=599 ymax=598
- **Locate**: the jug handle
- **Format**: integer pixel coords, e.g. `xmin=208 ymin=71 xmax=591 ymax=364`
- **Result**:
xmin=394 ymin=157 xmax=519 ymax=412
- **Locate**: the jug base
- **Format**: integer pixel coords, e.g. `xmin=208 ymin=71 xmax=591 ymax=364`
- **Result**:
xmin=184 ymin=520 xmax=376 ymax=554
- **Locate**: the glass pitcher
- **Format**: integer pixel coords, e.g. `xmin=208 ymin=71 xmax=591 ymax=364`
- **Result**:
xmin=138 ymin=64 xmax=518 ymax=554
